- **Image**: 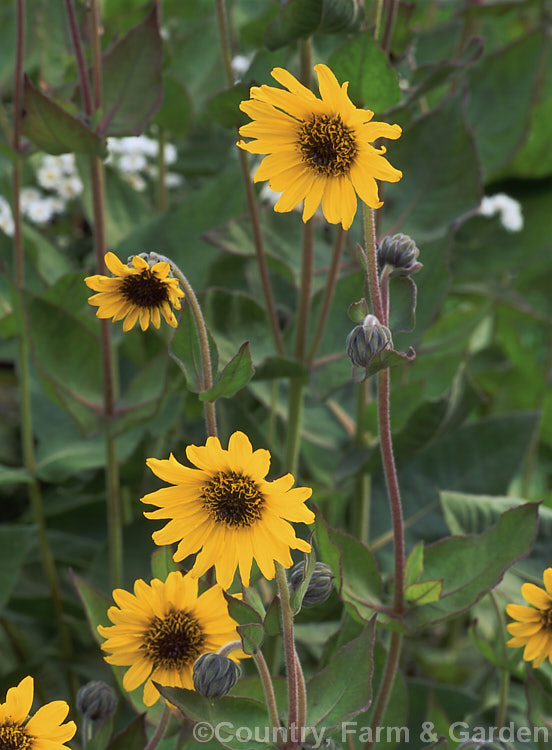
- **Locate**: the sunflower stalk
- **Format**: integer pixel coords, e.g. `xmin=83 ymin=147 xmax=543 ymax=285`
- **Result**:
xmin=215 ymin=0 xmax=285 ymax=356
xmin=144 ymin=702 xmax=171 ymax=750
xmin=13 ymin=0 xmax=75 ymax=697
xmin=361 ymin=204 xmax=406 ymax=748
xmin=252 ymin=649 xmax=283 ymax=748
xmin=275 ymin=562 xmax=300 ymax=747
xmin=153 ymin=254 xmax=217 ymax=437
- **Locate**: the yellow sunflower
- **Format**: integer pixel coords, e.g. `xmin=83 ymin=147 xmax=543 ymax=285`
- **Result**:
xmin=98 ymin=571 xmax=244 ymax=706
xmin=237 ymin=63 xmax=402 ymax=230
xmin=85 ymin=252 xmax=184 ymax=331
xmin=506 ymin=568 xmax=552 ymax=667
xmin=141 ymin=431 xmax=315 ymax=589
xmin=0 ymin=675 xmax=76 ymax=750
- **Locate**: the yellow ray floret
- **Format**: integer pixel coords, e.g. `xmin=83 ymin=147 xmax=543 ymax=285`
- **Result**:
xmin=98 ymin=571 xmax=245 ymax=706
xmin=0 ymin=675 xmax=76 ymax=750
xmin=141 ymin=431 xmax=315 ymax=589
xmin=237 ymin=63 xmax=402 ymax=230
xmin=85 ymin=252 xmax=184 ymax=331
xmin=506 ymin=568 xmax=552 ymax=667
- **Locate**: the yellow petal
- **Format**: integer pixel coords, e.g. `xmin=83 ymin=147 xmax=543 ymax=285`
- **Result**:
xmin=522 ymin=583 xmax=552 ymax=610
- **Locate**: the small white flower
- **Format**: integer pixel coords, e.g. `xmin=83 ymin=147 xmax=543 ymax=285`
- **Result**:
xmin=42 ymin=153 xmax=76 ymax=175
xmin=37 ymin=164 xmax=63 ymax=190
xmin=26 ymin=199 xmax=55 ymax=224
xmin=59 ymin=153 xmax=77 ymax=174
xmin=118 ymin=153 xmax=147 ymax=174
xmin=55 ymin=175 xmax=83 ymax=200
xmin=123 ymin=173 xmax=147 ymax=192
xmin=165 ymin=172 xmax=184 ymax=188
xmin=231 ymin=53 xmax=253 ymax=81
xmin=20 ymin=187 xmax=42 ymax=212
xmin=478 ymin=193 xmax=523 ymax=232
xmin=0 ymin=196 xmax=14 ymax=235
xmin=48 ymin=196 xmax=66 ymax=215
xmin=163 ymin=143 xmax=177 ymax=165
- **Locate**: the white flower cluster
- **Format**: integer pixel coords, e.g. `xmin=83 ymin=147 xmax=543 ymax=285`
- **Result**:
xmin=0 ymin=196 xmax=14 ymax=237
xmin=16 ymin=153 xmax=84 ymax=229
xmin=478 ymin=193 xmax=524 ymax=232
xmin=106 ymin=136 xmax=183 ymax=192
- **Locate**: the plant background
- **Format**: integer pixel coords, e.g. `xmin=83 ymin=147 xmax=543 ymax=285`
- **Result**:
xmin=0 ymin=0 xmax=551 ymax=748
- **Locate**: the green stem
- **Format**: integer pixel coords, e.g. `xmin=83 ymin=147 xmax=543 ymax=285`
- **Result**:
xmin=156 ymin=255 xmax=217 ymax=437
xmin=14 ymin=0 xmax=75 ymax=694
xmin=381 ymin=0 xmax=399 ymax=55
xmin=237 ymin=149 xmax=286 ymax=356
xmin=284 ymin=380 xmax=305 ymax=478
xmin=354 ymin=380 xmax=372 ymax=545
xmin=364 ymin=632 xmax=403 ymax=750
xmin=295 ymin=649 xmax=307 ymax=734
xmin=215 ymin=0 xmax=285 ymax=357
xmin=307 ymin=227 xmax=346 ymax=367
xmin=252 ymin=649 xmax=283 ymax=747
xmin=157 ymin=127 xmax=168 ymax=212
xmin=144 ymin=702 xmax=171 ymax=750
xmin=372 ymin=0 xmax=385 ymax=40
xmin=490 ymin=591 xmax=510 ymax=728
xmin=275 ymin=563 xmax=298 ymax=748
xmin=361 ymin=202 xmax=406 ymax=744
xmin=82 ymin=0 xmax=123 ymax=588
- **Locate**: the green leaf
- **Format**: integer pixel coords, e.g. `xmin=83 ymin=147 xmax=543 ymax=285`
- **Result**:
xmin=224 ymin=593 xmax=264 ymax=653
xmin=199 ymin=342 xmax=255 ymax=402
xmin=0 ymin=526 xmax=33 ymax=609
xmin=87 ymin=717 xmax=114 ymax=750
xmin=253 ymin=356 xmax=308 ymax=382
xmin=100 ymin=6 xmax=163 ymax=136
xmin=387 ymin=276 xmax=417 ymax=334
xmin=383 ymin=95 xmax=481 ymax=242
xmin=348 ymin=298 xmax=369 ymax=323
xmin=72 ymin=573 xmax=111 ymax=641
xmin=21 ymin=76 xmax=106 ymax=157
xmin=315 ymin=515 xmax=382 ymax=622
xmin=237 ymin=623 xmax=264 ymax=655
xmin=328 ymin=31 xmax=401 ymax=111
xmin=151 ymin=546 xmax=178 ymax=580
xmin=105 ymin=715 xmax=147 ymax=750
xmin=440 ymin=490 xmax=552 ymax=580
xmin=153 ymin=74 xmax=192 ymax=137
xmin=0 ymin=465 xmax=31 ymax=485
xmin=407 ymin=503 xmax=539 ymax=632
xmin=169 ymin=303 xmax=219 ymax=394
xmin=467 ymin=31 xmax=546 ymax=178
xmin=404 ymin=579 xmax=442 ymax=606
xmin=156 ymin=687 xmax=270 ymax=750
xmin=404 ymin=542 xmax=424 ymax=586
xmin=265 ymin=0 xmax=359 ymax=50
xmin=306 ymin=620 xmax=376 ymax=729
xmin=357 ymin=344 xmax=416 ymax=381
xmin=290 ymin=547 xmax=316 ymax=614
xmin=206 ymin=85 xmax=250 ymax=129
xmin=263 ymin=596 xmax=281 ymax=637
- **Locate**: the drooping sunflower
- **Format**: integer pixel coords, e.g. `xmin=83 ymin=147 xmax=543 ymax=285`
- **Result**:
xmin=0 ymin=675 xmax=76 ymax=750
xmin=85 ymin=252 xmax=184 ymax=331
xmin=506 ymin=568 xmax=552 ymax=667
xmin=98 ymin=571 xmax=244 ymax=706
xmin=237 ymin=63 xmax=402 ymax=230
xmin=141 ymin=431 xmax=315 ymax=589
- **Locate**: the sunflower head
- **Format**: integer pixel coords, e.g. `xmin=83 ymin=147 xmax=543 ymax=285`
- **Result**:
xmin=506 ymin=568 xmax=552 ymax=667
xmin=0 ymin=675 xmax=76 ymax=750
xmin=141 ymin=431 xmax=315 ymax=589
xmin=237 ymin=63 xmax=402 ymax=230
xmin=85 ymin=251 xmax=185 ymax=331
xmin=97 ymin=571 xmax=244 ymax=706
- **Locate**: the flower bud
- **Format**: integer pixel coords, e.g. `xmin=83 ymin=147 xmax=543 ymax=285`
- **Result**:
xmin=290 ymin=562 xmax=334 ymax=608
xmin=193 ymin=652 xmax=241 ymax=699
xmin=346 ymin=314 xmax=392 ymax=368
xmin=76 ymin=680 xmax=118 ymax=722
xmin=377 ymin=233 xmax=422 ymax=276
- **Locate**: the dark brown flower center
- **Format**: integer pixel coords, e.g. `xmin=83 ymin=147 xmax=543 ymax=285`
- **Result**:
xmin=202 ymin=471 xmax=264 ymax=528
xmin=143 ymin=609 xmax=204 ymax=670
xmin=0 ymin=724 xmax=32 ymax=750
xmin=120 ymin=268 xmax=169 ymax=308
xmin=541 ymin=608 xmax=552 ymax=630
xmin=298 ymin=114 xmax=357 ymax=176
